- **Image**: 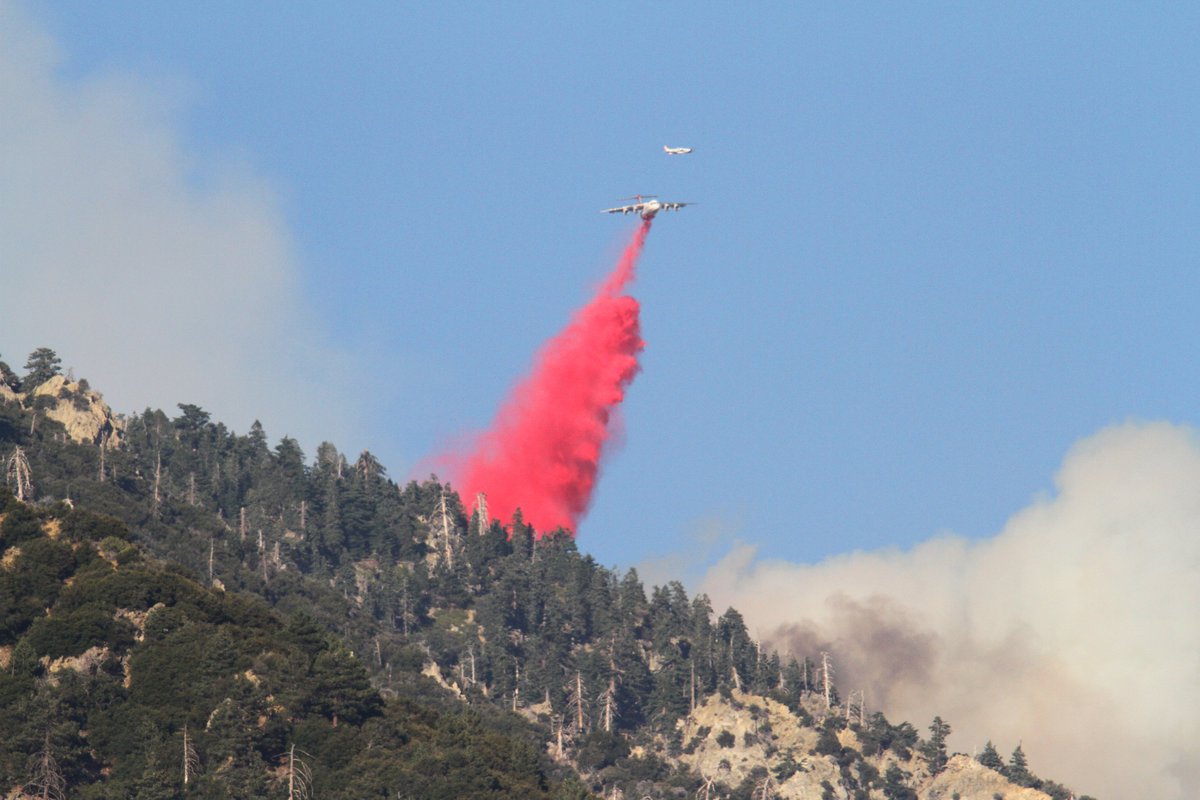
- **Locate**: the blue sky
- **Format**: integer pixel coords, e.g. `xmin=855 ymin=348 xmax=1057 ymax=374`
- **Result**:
xmin=8 ymin=1 xmax=1200 ymax=571
xmin=7 ymin=6 xmax=1200 ymax=793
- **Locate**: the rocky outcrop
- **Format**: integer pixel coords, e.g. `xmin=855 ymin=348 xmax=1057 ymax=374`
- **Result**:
xmin=921 ymin=755 xmax=1052 ymax=800
xmin=25 ymin=375 xmax=124 ymax=447
xmin=677 ymin=689 xmax=825 ymax=791
xmin=116 ymin=604 xmax=160 ymax=642
xmin=422 ymin=659 xmax=464 ymax=698
xmin=41 ymin=645 xmax=112 ymax=682
xmin=665 ymin=689 xmax=1053 ymax=800
xmin=0 ymin=546 xmax=19 ymax=572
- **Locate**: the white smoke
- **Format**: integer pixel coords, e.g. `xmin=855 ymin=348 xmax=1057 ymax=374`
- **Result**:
xmin=0 ymin=2 xmax=362 ymax=451
xmin=699 ymin=422 xmax=1200 ymax=800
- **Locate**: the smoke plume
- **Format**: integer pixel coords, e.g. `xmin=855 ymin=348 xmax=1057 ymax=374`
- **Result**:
xmin=453 ymin=220 xmax=652 ymax=535
xmin=0 ymin=3 xmax=361 ymax=451
xmin=698 ymin=421 xmax=1200 ymax=800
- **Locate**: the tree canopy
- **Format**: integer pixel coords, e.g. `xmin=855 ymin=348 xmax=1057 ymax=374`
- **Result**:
xmin=23 ymin=347 xmax=62 ymax=389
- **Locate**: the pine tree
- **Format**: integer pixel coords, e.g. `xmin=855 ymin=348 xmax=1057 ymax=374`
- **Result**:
xmin=1005 ymin=743 xmax=1035 ymax=787
xmin=882 ymin=763 xmax=917 ymax=800
xmin=309 ymin=647 xmax=383 ymax=727
xmin=0 ymin=355 xmax=18 ymax=390
xmin=174 ymin=403 xmax=212 ymax=437
xmin=616 ymin=569 xmax=648 ymax=638
xmin=23 ymin=348 xmax=62 ymax=390
xmin=919 ymin=716 xmax=952 ymax=775
xmin=716 ymin=607 xmax=754 ymax=691
xmin=510 ymin=509 xmax=534 ymax=559
xmin=977 ymin=740 xmax=1004 ymax=771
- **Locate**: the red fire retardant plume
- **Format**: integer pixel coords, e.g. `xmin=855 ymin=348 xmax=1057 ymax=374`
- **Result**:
xmin=458 ymin=220 xmax=652 ymax=536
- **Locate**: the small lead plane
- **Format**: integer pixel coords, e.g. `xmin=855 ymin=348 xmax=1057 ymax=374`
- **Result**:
xmin=601 ymin=195 xmax=691 ymax=220
xmin=663 ymin=145 xmax=693 ymax=155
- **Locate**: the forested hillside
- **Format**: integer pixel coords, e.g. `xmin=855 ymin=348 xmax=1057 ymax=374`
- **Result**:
xmin=0 ymin=349 xmax=1091 ymax=799
xmin=0 ymin=497 xmax=574 ymax=799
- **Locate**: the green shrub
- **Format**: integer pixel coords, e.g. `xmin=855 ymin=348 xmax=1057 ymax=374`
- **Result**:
xmin=2 ymin=546 xmax=72 ymax=643
xmin=61 ymin=510 xmax=130 ymax=543
xmin=143 ymin=604 xmax=193 ymax=643
xmin=25 ymin=602 xmax=136 ymax=658
xmin=576 ymin=730 xmax=628 ymax=771
xmin=0 ymin=504 xmax=43 ymax=546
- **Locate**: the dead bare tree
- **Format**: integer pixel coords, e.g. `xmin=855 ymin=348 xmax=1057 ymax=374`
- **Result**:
xmin=427 ymin=488 xmax=459 ymax=570
xmin=553 ymin=714 xmax=567 ymax=760
xmin=6 ymin=445 xmax=34 ymax=501
xmin=475 ymin=491 xmax=489 ymax=536
xmin=820 ymin=651 xmax=834 ymax=712
xmin=565 ymin=670 xmax=588 ymax=735
xmin=397 ymin=569 xmax=414 ymax=638
xmin=182 ymin=723 xmax=201 ymax=786
xmin=25 ymin=732 xmax=66 ymax=800
xmin=752 ymin=771 xmax=779 ymax=800
xmin=598 ymin=676 xmax=618 ymax=733
xmin=98 ymin=434 xmax=107 ymax=483
xmin=279 ymin=744 xmax=313 ymax=800
xmin=257 ymin=529 xmax=269 ymax=583
xmin=152 ymin=451 xmax=163 ymax=516
xmin=847 ymin=689 xmax=865 ymax=726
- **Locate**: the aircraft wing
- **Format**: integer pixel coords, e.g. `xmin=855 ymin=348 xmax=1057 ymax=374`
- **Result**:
xmin=601 ymin=204 xmax=642 ymax=215
xmin=660 ymin=201 xmax=689 ymax=211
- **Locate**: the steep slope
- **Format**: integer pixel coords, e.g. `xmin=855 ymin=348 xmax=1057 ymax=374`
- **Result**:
xmin=0 ymin=355 xmax=1093 ymax=800
xmin=0 ymin=495 xmax=581 ymax=799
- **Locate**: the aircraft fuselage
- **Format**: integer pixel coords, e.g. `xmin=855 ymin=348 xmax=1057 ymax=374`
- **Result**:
xmin=640 ymin=200 xmax=663 ymax=219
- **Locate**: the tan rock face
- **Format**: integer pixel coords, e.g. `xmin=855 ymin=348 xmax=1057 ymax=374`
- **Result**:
xmin=675 ymin=689 xmax=835 ymax=797
xmin=666 ymin=690 xmax=1059 ymax=800
xmin=0 ymin=546 xmax=20 ymax=572
xmin=920 ymin=755 xmax=1053 ymax=800
xmin=116 ymin=605 xmax=159 ymax=642
xmin=42 ymin=645 xmax=112 ymax=681
xmin=421 ymin=660 xmax=464 ymax=698
xmin=27 ymin=375 xmax=125 ymax=446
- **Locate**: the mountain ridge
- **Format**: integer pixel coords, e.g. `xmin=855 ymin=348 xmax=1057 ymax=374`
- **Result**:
xmin=0 ymin=349 xmax=1094 ymax=799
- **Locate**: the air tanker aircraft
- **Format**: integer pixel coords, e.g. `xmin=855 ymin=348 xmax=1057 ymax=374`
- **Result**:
xmin=601 ymin=195 xmax=690 ymax=220
xmin=664 ymin=146 xmax=693 ymax=155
